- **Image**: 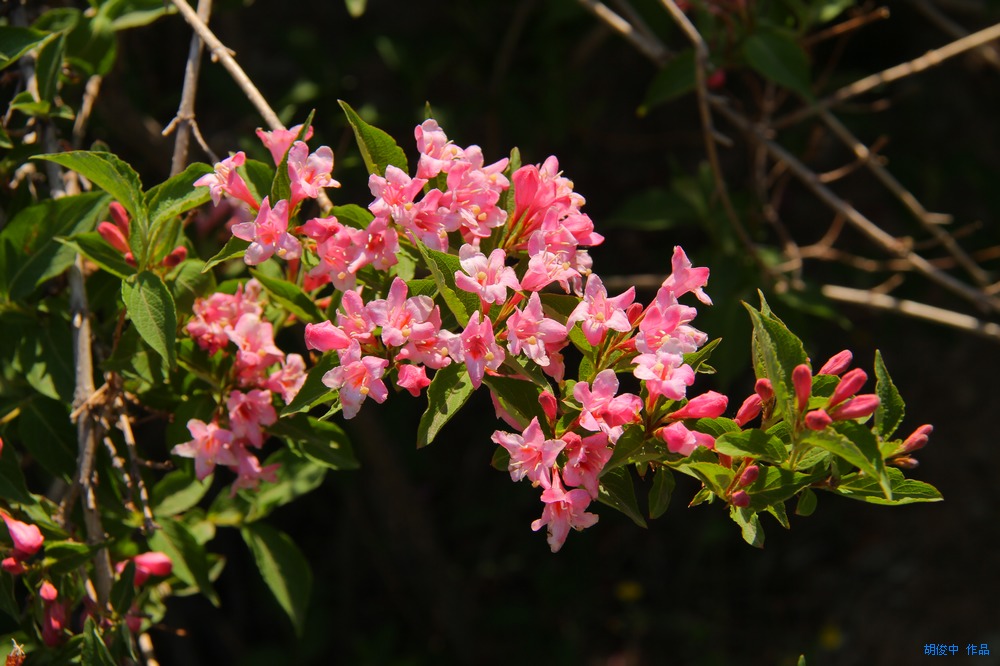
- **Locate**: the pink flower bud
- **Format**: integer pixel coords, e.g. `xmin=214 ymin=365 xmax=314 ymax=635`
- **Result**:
xmin=132 ymin=551 xmax=173 ymax=586
xmin=2 ymin=513 xmax=44 ymax=560
xmin=734 ymin=394 xmax=762 ymax=426
xmin=828 ymin=368 xmax=867 ymax=408
xmin=539 ymin=390 xmax=558 ymax=423
xmin=900 ymin=424 xmax=933 ymax=454
xmin=124 ymin=252 xmax=136 ymax=266
xmin=625 ymin=302 xmax=644 ymax=326
xmin=731 ymin=490 xmax=750 ymax=508
xmin=889 ymin=456 xmax=919 ymax=470
xmin=668 ymin=390 xmax=728 ymax=420
xmin=754 ymin=378 xmax=773 ymax=403
xmin=98 ymin=221 xmax=131 ymax=255
xmin=818 ymin=350 xmax=852 ymax=375
xmin=830 ymin=394 xmax=880 ymax=420
xmin=805 ymin=409 xmax=832 ymax=431
xmin=738 ymin=464 xmax=759 ymax=487
xmin=1 ymin=557 xmax=25 ymax=575
xmin=109 ymin=201 xmax=130 ymax=236
xmin=792 ymin=364 xmax=812 ymax=412
xmin=40 ymin=581 xmax=58 ymax=602
xmin=161 ymin=245 xmax=188 ymax=268
xmin=304 ymin=321 xmax=351 ymax=352
xmin=706 ymin=69 xmax=726 ymax=90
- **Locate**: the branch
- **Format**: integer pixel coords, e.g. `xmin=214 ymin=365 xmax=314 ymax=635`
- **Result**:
xmin=166 ymin=0 xmax=213 ymax=176
xmin=911 ymin=0 xmax=1000 ymax=72
xmin=777 ymin=21 xmax=1000 ymax=127
xmin=821 ymin=284 xmax=1000 ymax=341
xmin=576 ymin=0 xmax=670 ymax=65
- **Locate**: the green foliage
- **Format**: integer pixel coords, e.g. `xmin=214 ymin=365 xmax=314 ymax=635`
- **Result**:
xmin=242 ymin=522 xmax=313 ymax=636
xmin=338 ymin=99 xmax=408 ymax=177
xmin=417 ymin=362 xmax=474 ymax=448
xmin=121 ymin=270 xmax=177 ymax=368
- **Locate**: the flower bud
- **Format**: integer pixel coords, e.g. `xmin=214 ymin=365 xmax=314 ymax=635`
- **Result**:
xmin=734 ymin=393 xmax=762 ymax=426
xmin=706 ymin=69 xmax=726 ymax=90
xmin=98 ymin=221 xmax=131 ymax=255
xmin=1 ymin=557 xmax=25 ymax=575
xmin=889 ymin=456 xmax=919 ymax=470
xmin=304 ymin=321 xmax=351 ymax=352
xmin=731 ymin=490 xmax=750 ymax=508
xmin=818 ymin=350 xmax=852 ymax=376
xmin=792 ymin=364 xmax=812 ymax=412
xmin=625 ymin=302 xmax=644 ymax=326
xmin=132 ymin=551 xmax=173 ymax=586
xmin=539 ymin=390 xmax=558 ymax=423
xmin=2 ymin=513 xmax=44 ymax=560
xmin=109 ymin=201 xmax=130 ymax=236
xmin=828 ymin=368 xmax=867 ymax=408
xmin=738 ymin=464 xmax=759 ymax=487
xmin=39 ymin=580 xmax=58 ymax=602
xmin=668 ymin=390 xmax=728 ymax=420
xmin=161 ymin=245 xmax=188 ymax=268
xmin=805 ymin=409 xmax=832 ymax=431
xmin=900 ymin=424 xmax=933 ymax=454
xmin=754 ymin=378 xmax=774 ymax=403
xmin=830 ymin=394 xmax=880 ymax=420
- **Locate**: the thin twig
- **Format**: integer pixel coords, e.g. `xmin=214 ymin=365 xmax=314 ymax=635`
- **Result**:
xmin=911 ymin=0 xmax=1000 ymax=71
xmin=72 ymin=75 xmax=102 ymax=149
xmin=577 ymin=0 xmax=670 ymax=65
xmin=117 ymin=408 xmax=157 ymax=534
xmin=822 ymin=284 xmax=1000 ymax=341
xmin=802 ymin=6 xmax=891 ymax=46
xmin=166 ymin=0 xmax=212 ymax=176
xmin=777 ymin=21 xmax=1000 ymax=128
xmin=711 ymin=100 xmax=1000 ymax=314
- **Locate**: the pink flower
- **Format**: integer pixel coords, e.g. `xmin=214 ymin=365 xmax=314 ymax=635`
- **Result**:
xmin=368 ymin=165 xmax=427 ymax=226
xmin=734 ymin=393 xmax=763 ymax=426
xmin=755 ymin=378 xmax=774 ymax=403
xmin=792 ymin=364 xmax=812 ymax=412
xmin=336 ymin=289 xmax=377 ymax=344
xmin=230 ymin=446 xmax=280 ymax=494
xmin=730 ymin=490 xmax=750 ymax=508
xmin=227 ymin=389 xmax=277 ymax=447
xmin=194 ymin=151 xmax=259 ymax=209
xmin=505 ymin=292 xmax=567 ymax=366
xmin=322 ymin=340 xmax=389 ymax=419
xmin=660 ymin=421 xmax=715 ymax=456
xmin=561 ymin=431 xmax=612 ymax=499
xmin=288 ymin=142 xmax=339 ymax=206
xmin=661 ymin=246 xmax=711 ymax=305
xmin=738 ymin=465 xmax=759 ymax=487
xmin=266 ymin=354 xmax=307 ymax=403
xmin=39 ymin=580 xmax=58 ymax=602
xmin=396 ymin=364 xmax=430 ymax=397
xmin=305 ymin=321 xmax=352 ymax=352
xmin=227 ymin=313 xmax=285 ymax=382
xmin=805 ymin=409 xmax=832 ymax=431
xmin=573 ymin=370 xmax=642 ymax=442
xmin=231 ymin=197 xmax=301 ymax=265
xmin=452 ymin=311 xmax=505 ymax=389
xmin=491 ymin=417 xmax=565 ymax=488
xmin=668 ymin=391 xmax=728 ymax=420
xmin=367 ymin=278 xmax=438 ymax=348
xmin=827 ymin=368 xmax=867 ymax=408
xmin=519 ymin=231 xmax=581 ymax=293
xmin=565 ymin=274 xmax=635 ymax=346
xmin=632 ymin=352 xmax=695 ymax=402
xmin=2 ymin=513 xmax=44 ymax=560
xmin=256 ymin=123 xmax=313 ymax=165
xmin=415 ymin=119 xmax=465 ymax=178
xmin=172 ymin=419 xmax=238 ymax=480
xmin=900 ymin=424 xmax=933 ymax=454
xmin=829 ymin=394 xmax=880 ymax=421
xmin=98 ymin=221 xmax=131 ymax=255
xmin=130 ymin=552 xmax=173 ymax=586
xmin=531 ymin=473 xmax=600 ymax=553
xmin=454 ymin=245 xmax=521 ymax=305
xmin=347 ymin=217 xmax=399 ymax=273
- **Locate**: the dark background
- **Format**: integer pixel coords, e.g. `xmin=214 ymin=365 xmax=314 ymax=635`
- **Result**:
xmin=19 ymin=0 xmax=1000 ymax=663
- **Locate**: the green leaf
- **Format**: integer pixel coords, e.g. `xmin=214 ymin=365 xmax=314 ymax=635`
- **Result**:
xmin=683 ymin=337 xmax=722 ymax=374
xmin=598 ymin=467 xmax=647 ymax=528
xmin=482 ymin=375 xmax=545 ymax=430
xmin=122 ymin=271 xmax=177 ymax=368
xmin=250 ymin=269 xmax=324 ymax=323
xmin=58 ymin=232 xmax=136 ymax=279
xmin=730 ymin=506 xmax=765 ymax=548
xmin=242 ymin=523 xmax=312 ymax=636
xmin=238 ymin=158 xmax=274 ymax=203
xmin=240 ymin=449 xmax=327 ymax=522
xmin=166 ymin=259 xmax=215 ymax=314
xmin=33 ymin=152 xmax=149 ymax=260
xmin=414 ymin=243 xmax=478 ymax=327
xmin=148 ymin=517 xmax=220 ymax=606
xmin=648 ymin=466 xmax=675 ymax=519
xmin=834 ymin=467 xmax=942 ymax=505
xmin=35 ymin=32 xmax=65 ymax=104
xmin=270 ymin=414 xmax=359 ymax=470
xmin=281 ymin=353 xmax=339 ymax=416
xmin=603 ymin=425 xmax=659 ymax=472
xmin=743 ymin=29 xmax=812 ymax=98
xmin=82 ymin=616 xmax=118 ymax=666
xmin=0 ymin=446 xmax=35 ymax=506
xmin=145 ymin=162 xmax=213 ymax=230
xmin=1 ymin=191 xmax=109 ymax=300
xmin=672 ymin=461 xmax=734 ymax=497
xmin=417 ymin=363 xmax=475 ymax=448
xmin=151 ymin=468 xmax=213 ymax=518
xmin=42 ymin=540 xmax=96 ymax=575
xmin=0 ymin=26 xmax=50 ymax=70
xmin=795 ymin=487 xmax=817 ymax=516
xmin=744 ymin=301 xmax=808 ymax=422
xmin=110 ymin=562 xmax=137 ymax=616
xmin=331 ymin=203 xmax=375 ymax=230
xmin=202 ymin=235 xmax=250 ymax=272
xmin=19 ymin=313 xmax=75 ymax=403
xmin=714 ymin=429 xmax=788 ymax=464
xmin=338 ymin=100 xmax=408 ymax=177
xmin=639 ymin=48 xmax=695 ymax=114
xmin=873 ymin=350 xmax=905 ymax=439
xmin=17 ymin=396 xmax=76 ymax=479
xmin=0 ymin=571 xmax=20 ymax=620
xmin=803 ymin=421 xmax=891 ymax=499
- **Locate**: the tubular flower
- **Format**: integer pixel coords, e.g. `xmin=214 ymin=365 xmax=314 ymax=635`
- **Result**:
xmin=565 ymin=274 xmax=635 ymax=346
xmin=491 ymin=417 xmax=565 ymax=488
xmin=322 ymin=340 xmax=389 ymax=419
xmin=531 ymin=473 xmax=600 ymax=553
xmin=454 ymin=244 xmax=521 ymax=305
xmin=231 ymin=197 xmax=301 ymax=265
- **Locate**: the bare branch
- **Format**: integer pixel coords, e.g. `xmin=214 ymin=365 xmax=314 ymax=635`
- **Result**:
xmin=577 ymin=0 xmax=670 ymax=65
xmin=166 ymin=0 xmax=212 ymax=176
xmin=911 ymin=0 xmax=1000 ymax=71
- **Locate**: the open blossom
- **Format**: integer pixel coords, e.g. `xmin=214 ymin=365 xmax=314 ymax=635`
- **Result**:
xmin=348 ymin=216 xmax=399 ymax=273
xmin=367 ymin=277 xmax=438 ymax=348
xmin=633 ymin=352 xmax=695 ymax=402
xmin=256 ymin=123 xmax=313 ymax=165
xmin=561 ymin=431 xmax=612 ymax=499
xmin=506 ymin=292 xmax=567 ymax=366
xmin=194 ymin=151 xmax=259 ymax=209
xmin=451 ymin=311 xmax=505 ymax=389
xmin=396 ymin=364 xmax=430 ymax=397
xmin=661 ymin=246 xmax=711 ymax=305
xmin=230 ymin=445 xmax=281 ymax=493
xmin=566 ymin=274 xmax=635 ymax=346
xmin=573 ymin=369 xmax=641 ymax=442
xmin=369 ymin=165 xmax=427 ymax=227
xmin=266 ymin=354 xmax=307 ymax=403
xmin=231 ymin=197 xmax=301 ymax=265
xmin=454 ymin=244 xmax=520 ymax=305
xmin=531 ymin=473 xmax=600 ymax=553
xmin=491 ymin=417 xmax=565 ymax=488
xmin=172 ymin=419 xmax=238 ymax=480
xmin=226 ymin=389 xmax=277 ymax=447
xmin=322 ymin=340 xmax=389 ymax=419
xmin=228 ymin=313 xmax=285 ymax=382
xmin=288 ymin=142 xmax=339 ymax=206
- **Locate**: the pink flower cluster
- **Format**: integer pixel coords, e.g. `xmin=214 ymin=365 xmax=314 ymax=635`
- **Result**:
xmin=177 ymin=279 xmax=305 ymax=491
